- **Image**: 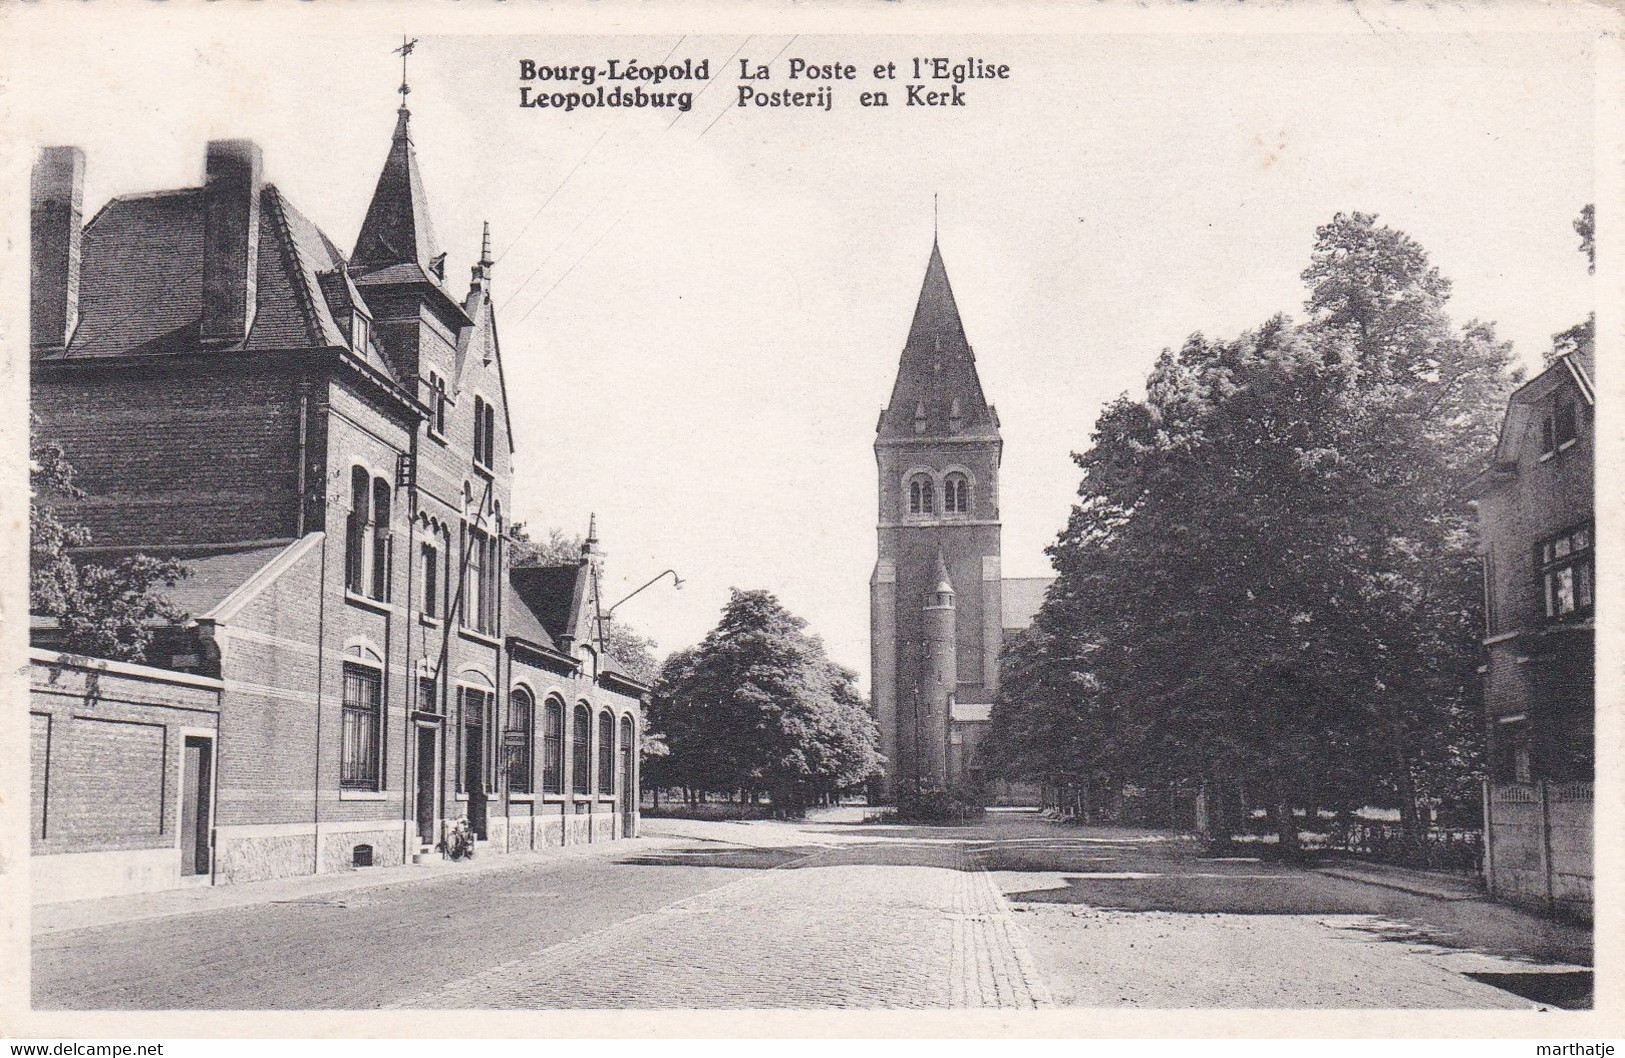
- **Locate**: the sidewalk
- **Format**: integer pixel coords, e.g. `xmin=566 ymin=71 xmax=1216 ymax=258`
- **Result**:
xmin=34 ymin=834 xmax=676 ymax=937
xmin=1315 ymin=858 xmax=1485 ymax=901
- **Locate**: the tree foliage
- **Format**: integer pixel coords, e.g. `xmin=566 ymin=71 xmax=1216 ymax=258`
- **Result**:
xmin=1551 ymin=203 xmax=1595 ymax=362
xmin=645 ymin=588 xmax=881 ymax=813
xmin=30 ymin=421 xmax=187 ymax=662
xmin=986 ymin=212 xmax=1520 ymax=842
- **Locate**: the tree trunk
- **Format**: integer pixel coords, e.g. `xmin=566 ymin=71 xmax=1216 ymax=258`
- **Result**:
xmin=1272 ymin=802 xmax=1300 ymax=856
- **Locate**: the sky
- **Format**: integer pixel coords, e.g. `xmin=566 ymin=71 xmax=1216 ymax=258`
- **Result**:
xmin=8 ymin=20 xmax=1597 ymax=684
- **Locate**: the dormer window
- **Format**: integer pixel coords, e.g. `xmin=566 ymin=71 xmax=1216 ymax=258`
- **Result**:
xmin=351 ymin=312 xmax=370 ymax=353
xmin=908 ymin=474 xmax=935 ymax=516
xmin=1542 ymin=399 xmax=1579 ymax=455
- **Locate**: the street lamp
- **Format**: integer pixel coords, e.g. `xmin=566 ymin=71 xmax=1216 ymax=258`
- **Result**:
xmin=597 ymin=569 xmax=683 ymax=640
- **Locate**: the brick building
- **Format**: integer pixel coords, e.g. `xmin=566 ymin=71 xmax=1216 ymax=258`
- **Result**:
xmin=1474 ymin=345 xmax=1594 ymax=918
xmin=869 ymin=239 xmax=1050 ymax=803
xmin=29 ymin=103 xmax=647 ymax=901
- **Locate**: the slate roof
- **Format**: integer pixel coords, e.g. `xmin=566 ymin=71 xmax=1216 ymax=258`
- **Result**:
xmin=351 ymin=109 xmax=440 ymax=275
xmin=878 ymin=240 xmax=1000 ymax=442
xmin=508 ymin=562 xmax=645 ymax=686
xmin=43 ymin=183 xmax=388 ymax=369
xmin=59 ymin=540 xmax=297 ymax=621
xmin=1488 ymin=348 xmax=1596 ymax=470
xmin=511 ymin=565 xmax=583 ymax=645
xmin=504 ymin=580 xmax=563 ymax=655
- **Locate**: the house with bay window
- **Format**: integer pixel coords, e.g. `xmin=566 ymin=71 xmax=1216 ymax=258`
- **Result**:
xmin=28 ymin=100 xmax=646 ymax=902
xmin=1474 ymin=345 xmax=1594 ymax=919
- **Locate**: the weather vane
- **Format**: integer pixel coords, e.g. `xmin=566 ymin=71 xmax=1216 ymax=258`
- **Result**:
xmin=395 ymin=36 xmax=419 ymax=107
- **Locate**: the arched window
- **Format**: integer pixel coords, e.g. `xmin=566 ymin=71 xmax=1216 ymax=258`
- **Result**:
xmin=507 ymin=688 xmax=534 ymax=794
xmin=619 ymin=714 xmax=635 ymax=800
xmin=944 ymin=472 xmax=970 ymax=515
xmin=346 ymin=466 xmax=369 ymax=593
xmin=370 ymin=476 xmax=392 ymax=600
xmin=542 ymin=697 xmax=565 ymax=794
xmin=571 ymin=703 xmax=591 ymax=794
xmin=598 ymin=711 xmax=615 ymax=795
xmin=908 ymin=474 xmax=935 ymax=515
xmin=340 ymin=662 xmax=382 ymax=790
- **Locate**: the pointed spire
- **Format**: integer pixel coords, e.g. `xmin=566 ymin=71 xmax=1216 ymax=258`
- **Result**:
xmin=471 ymin=221 xmax=494 ymax=288
xmin=581 ymin=513 xmax=601 ymax=564
xmin=351 ymin=101 xmax=440 ymax=276
xmin=878 ymin=238 xmax=998 ymax=441
xmin=932 ymin=550 xmax=955 ymax=597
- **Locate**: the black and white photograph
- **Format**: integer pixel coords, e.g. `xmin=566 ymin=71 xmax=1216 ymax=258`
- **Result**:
xmin=0 ymin=0 xmax=1618 ymax=1041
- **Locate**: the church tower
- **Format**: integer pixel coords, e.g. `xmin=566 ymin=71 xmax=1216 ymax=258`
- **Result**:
xmin=871 ymin=238 xmax=1003 ymax=801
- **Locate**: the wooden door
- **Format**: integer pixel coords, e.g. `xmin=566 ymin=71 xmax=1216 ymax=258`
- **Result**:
xmin=180 ymin=736 xmax=213 ymax=876
xmin=415 ymin=725 xmax=437 ymax=846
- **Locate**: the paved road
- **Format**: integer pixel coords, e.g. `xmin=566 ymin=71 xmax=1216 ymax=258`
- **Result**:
xmin=32 ymin=809 xmax=1589 ymax=1010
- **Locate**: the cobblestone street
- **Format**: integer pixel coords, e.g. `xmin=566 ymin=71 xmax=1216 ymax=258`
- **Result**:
xmin=33 ymin=810 xmax=1590 ymax=1010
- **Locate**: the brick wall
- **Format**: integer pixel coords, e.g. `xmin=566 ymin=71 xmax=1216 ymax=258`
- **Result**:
xmin=33 ymin=362 xmax=305 ymax=547
xmin=874 ymin=432 xmax=1003 ymax=795
xmin=30 ymin=653 xmax=221 ymax=856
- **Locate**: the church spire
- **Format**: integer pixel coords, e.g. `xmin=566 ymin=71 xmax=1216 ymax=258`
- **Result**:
xmin=351 ymin=82 xmax=441 ymax=277
xmin=877 ymin=238 xmax=998 ymax=442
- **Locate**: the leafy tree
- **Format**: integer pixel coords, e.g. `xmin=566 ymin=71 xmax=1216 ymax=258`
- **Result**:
xmin=509 ymin=523 xmax=583 ymax=567
xmin=989 ymin=213 xmax=1519 ymax=847
xmin=1575 ymin=203 xmax=1594 ymax=273
xmin=646 ymin=589 xmax=880 ymax=813
xmin=1552 ymin=203 xmax=1595 ymax=362
xmin=30 ymin=421 xmax=187 ymax=662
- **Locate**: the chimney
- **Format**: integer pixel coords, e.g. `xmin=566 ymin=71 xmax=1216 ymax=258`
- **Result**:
xmin=201 ymin=139 xmax=263 ymax=343
xmin=30 ymin=146 xmax=85 ymax=352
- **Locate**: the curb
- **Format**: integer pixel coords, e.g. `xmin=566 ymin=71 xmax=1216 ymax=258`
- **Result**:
xmin=35 ymin=835 xmax=672 ymax=937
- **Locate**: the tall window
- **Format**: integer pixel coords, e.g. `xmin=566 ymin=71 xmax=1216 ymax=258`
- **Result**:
xmin=346 ymin=466 xmax=369 ymax=594
xmin=462 ymin=528 xmax=499 ymax=634
xmin=508 ymin=689 xmax=534 ymax=794
xmin=428 ymin=371 xmax=448 ymax=438
xmin=1539 ymin=523 xmax=1593 ymax=621
xmin=341 ymin=664 xmax=382 ymax=789
xmin=598 ymin=711 xmax=615 ymax=795
xmin=420 ymin=542 xmax=440 ymax=619
xmin=619 ymin=714 xmax=635 ymax=800
xmin=908 ymin=474 xmax=934 ymax=515
xmin=944 ymin=472 xmax=969 ymax=514
xmin=543 ymin=698 xmax=565 ymax=794
xmin=458 ymin=687 xmax=494 ymax=794
xmin=473 ymin=396 xmax=496 ymax=470
xmin=572 ymin=704 xmax=591 ymax=794
xmin=347 ymin=468 xmax=392 ymax=601
xmin=370 ymin=478 xmax=392 ymax=601
xmin=483 ymin=401 xmax=497 ymax=469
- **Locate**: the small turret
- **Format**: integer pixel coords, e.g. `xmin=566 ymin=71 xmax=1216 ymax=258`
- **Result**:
xmin=919 ymin=550 xmax=957 ymax=788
